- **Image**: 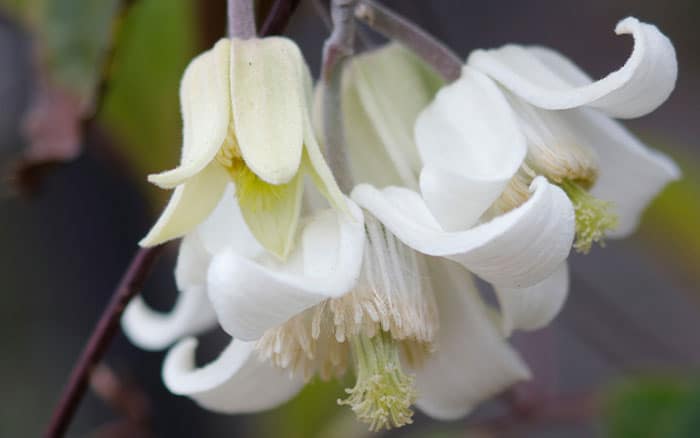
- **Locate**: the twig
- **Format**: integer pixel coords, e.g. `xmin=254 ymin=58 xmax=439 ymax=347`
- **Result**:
xmin=44 ymin=245 xmax=165 ymax=438
xmin=320 ymin=0 xmax=357 ymax=193
xmin=259 ymin=0 xmax=302 ymax=36
xmin=354 ymin=0 xmax=462 ymax=82
xmin=228 ymin=0 xmax=256 ymax=38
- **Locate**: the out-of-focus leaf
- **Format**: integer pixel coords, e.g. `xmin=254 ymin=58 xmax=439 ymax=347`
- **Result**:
xmin=41 ymin=0 xmax=119 ymax=100
xmin=100 ymin=0 xmax=196 ymax=202
xmin=256 ymin=377 xmax=350 ymax=438
xmin=639 ymin=145 xmax=700 ymax=282
xmin=603 ymin=377 xmax=700 ymax=438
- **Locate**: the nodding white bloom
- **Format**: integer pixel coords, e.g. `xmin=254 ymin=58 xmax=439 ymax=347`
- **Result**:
xmin=349 ymin=44 xmax=575 ymax=339
xmin=123 ymin=184 xmax=366 ymax=413
xmin=140 ymin=37 xmax=345 ymax=260
xmin=467 ymin=17 xmax=680 ymax=252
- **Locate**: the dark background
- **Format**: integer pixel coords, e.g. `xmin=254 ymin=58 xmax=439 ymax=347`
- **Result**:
xmin=0 ymin=1 xmax=698 ymax=437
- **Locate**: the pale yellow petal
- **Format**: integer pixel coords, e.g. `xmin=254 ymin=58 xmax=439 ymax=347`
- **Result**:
xmin=232 ymin=161 xmax=304 ymax=260
xmin=230 ymin=37 xmax=304 ymax=185
xmin=140 ymin=162 xmax=229 ymax=247
xmin=149 ymin=39 xmax=231 ymax=189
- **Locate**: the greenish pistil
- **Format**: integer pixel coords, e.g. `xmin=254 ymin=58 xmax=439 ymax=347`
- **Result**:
xmin=339 ymin=330 xmax=416 ymax=431
xmin=560 ymin=180 xmax=618 ymax=254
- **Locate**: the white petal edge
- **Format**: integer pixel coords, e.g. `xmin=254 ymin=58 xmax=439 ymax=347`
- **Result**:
xmin=163 ymin=338 xmax=304 ymax=413
xmin=468 ymin=17 xmax=677 ymax=118
xmin=124 ymin=234 xmax=218 ymax=351
xmin=140 ymin=162 xmax=229 ymax=247
xmin=196 ymin=184 xmax=264 ymax=257
xmin=494 ymin=262 xmax=569 ymax=337
xmin=122 ymin=287 xmax=217 ymax=351
xmin=149 ymin=39 xmax=231 ymax=188
xmin=207 ymin=200 xmax=365 ymax=341
xmin=415 ymin=67 xmax=526 ymax=230
xmin=414 ymin=258 xmax=530 ymax=420
xmin=561 ymin=107 xmax=680 ymax=237
xmin=352 ymin=176 xmax=574 ymax=289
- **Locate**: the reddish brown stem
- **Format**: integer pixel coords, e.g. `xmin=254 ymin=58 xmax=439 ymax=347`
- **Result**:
xmin=44 ymin=246 xmax=164 ymax=438
xmin=259 ymin=0 xmax=302 ymax=36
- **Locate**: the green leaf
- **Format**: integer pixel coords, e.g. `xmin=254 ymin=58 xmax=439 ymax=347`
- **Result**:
xmin=99 ymin=0 xmax=197 ymax=201
xmin=604 ymin=377 xmax=700 ymax=438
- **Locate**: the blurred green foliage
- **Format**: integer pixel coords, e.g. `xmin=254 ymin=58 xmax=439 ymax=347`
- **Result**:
xmin=0 ymin=0 xmax=119 ymax=99
xmin=100 ymin=0 xmax=196 ymax=203
xmin=642 ymin=150 xmax=700 ymax=281
xmin=604 ymin=377 xmax=700 ymax=438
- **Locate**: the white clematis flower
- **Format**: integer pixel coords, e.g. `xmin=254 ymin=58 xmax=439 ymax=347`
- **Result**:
xmin=348 ymin=46 xmax=575 ymax=338
xmin=140 ymin=37 xmax=345 ymax=260
xmin=467 ymin=17 xmax=681 ymax=251
xmin=123 ymin=184 xmax=366 ymax=413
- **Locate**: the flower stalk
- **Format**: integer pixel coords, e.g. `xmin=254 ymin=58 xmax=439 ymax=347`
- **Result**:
xmin=228 ymin=0 xmax=256 ymax=39
xmin=354 ymin=0 xmax=462 ymax=81
xmin=320 ymin=0 xmax=359 ymax=193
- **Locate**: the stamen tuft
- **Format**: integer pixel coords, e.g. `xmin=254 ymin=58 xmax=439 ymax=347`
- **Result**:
xmin=339 ymin=331 xmax=416 ymax=431
xmin=560 ymin=179 xmax=618 ymax=254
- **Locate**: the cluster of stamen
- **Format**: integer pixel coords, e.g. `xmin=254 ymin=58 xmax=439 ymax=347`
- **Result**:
xmin=255 ymin=214 xmax=437 ymax=430
xmin=492 ymin=97 xmax=619 ymax=253
xmin=216 ymin=125 xmax=283 ymax=211
xmin=560 ymin=179 xmax=619 ymax=254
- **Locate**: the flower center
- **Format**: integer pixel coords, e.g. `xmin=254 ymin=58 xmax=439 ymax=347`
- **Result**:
xmin=216 ymin=126 xmax=283 ymax=211
xmin=339 ymin=330 xmax=416 ymax=431
xmin=560 ymin=179 xmax=618 ymax=254
xmin=255 ymin=213 xmax=436 ymax=429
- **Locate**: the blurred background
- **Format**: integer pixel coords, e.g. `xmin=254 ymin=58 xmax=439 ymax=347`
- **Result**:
xmin=0 ymin=0 xmax=698 ymax=437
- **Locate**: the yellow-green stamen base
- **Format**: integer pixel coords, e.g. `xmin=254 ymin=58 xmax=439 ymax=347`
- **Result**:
xmin=339 ymin=330 xmax=416 ymax=432
xmin=560 ymin=180 xmax=618 ymax=254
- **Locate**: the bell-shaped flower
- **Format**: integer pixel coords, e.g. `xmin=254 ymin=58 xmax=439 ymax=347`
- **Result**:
xmin=347 ymin=45 xmax=575 ymax=336
xmin=140 ymin=37 xmax=345 ymax=260
xmin=466 ymin=17 xmax=680 ymax=251
xmin=122 ymin=183 xmax=366 ymax=412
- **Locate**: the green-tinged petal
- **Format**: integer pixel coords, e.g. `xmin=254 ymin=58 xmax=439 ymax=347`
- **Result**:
xmin=230 ymin=37 xmax=304 ymax=185
xmin=140 ymin=162 xmax=229 ymax=246
xmin=343 ymin=43 xmax=444 ymax=189
xmin=149 ymin=39 xmax=231 ymax=189
xmin=301 ymin=63 xmax=347 ymax=211
xmin=232 ymin=160 xmax=304 ymax=260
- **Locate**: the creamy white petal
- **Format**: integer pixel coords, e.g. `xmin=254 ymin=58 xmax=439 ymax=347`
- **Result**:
xmin=149 ymin=39 xmax=231 ymax=188
xmin=559 ymin=107 xmax=680 ymax=237
xmin=494 ymin=262 xmax=569 ymax=337
xmin=352 ymin=176 xmax=574 ymax=288
xmin=207 ymin=201 xmax=365 ymax=341
xmin=122 ymin=287 xmax=217 ymax=351
xmin=415 ymin=67 xmax=526 ymax=230
xmin=344 ymin=43 xmax=444 ymax=189
xmin=123 ymin=234 xmax=217 ymax=351
xmin=163 ymin=338 xmax=304 ymax=413
xmin=140 ymin=162 xmax=229 ymax=247
xmin=468 ymin=17 xmax=677 ymax=118
xmin=414 ymin=258 xmax=530 ymax=420
xmin=230 ymin=37 xmax=304 ymax=185
xmin=196 ymin=184 xmax=264 ymax=257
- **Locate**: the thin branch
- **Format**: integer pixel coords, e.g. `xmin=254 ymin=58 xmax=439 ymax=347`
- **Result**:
xmin=259 ymin=0 xmax=302 ymax=36
xmin=354 ymin=0 xmax=462 ymax=82
xmin=320 ymin=0 xmax=357 ymax=193
xmin=228 ymin=0 xmax=256 ymax=38
xmin=44 ymin=245 xmax=165 ymax=438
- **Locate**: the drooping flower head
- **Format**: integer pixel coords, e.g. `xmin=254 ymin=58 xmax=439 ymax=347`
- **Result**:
xmin=140 ymin=37 xmax=346 ymax=259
